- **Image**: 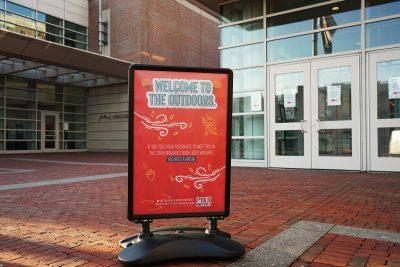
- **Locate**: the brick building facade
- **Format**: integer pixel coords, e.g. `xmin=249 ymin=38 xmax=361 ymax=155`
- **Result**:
xmin=87 ymin=0 xmax=219 ymax=67
xmin=85 ymin=0 xmax=220 ymax=151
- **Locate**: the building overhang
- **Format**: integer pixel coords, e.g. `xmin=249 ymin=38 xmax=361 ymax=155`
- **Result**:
xmin=0 ymin=29 xmax=131 ymax=87
xmin=186 ymin=0 xmax=223 ymax=17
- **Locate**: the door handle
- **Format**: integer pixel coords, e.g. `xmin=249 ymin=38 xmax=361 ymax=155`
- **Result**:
xmin=315 ymin=118 xmax=320 ymax=132
xmin=300 ymin=120 xmax=307 ymax=132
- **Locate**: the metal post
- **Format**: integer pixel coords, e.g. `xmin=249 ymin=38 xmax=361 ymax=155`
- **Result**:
xmin=206 ymin=217 xmax=219 ymax=235
xmin=138 ymin=220 xmax=153 ymax=239
xmin=98 ymin=0 xmax=103 ymax=53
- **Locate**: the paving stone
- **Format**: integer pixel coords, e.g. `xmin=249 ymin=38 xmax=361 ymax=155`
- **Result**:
xmin=330 ymin=225 xmax=400 ymax=243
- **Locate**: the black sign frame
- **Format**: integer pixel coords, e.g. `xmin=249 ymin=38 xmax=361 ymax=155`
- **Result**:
xmin=127 ymin=64 xmax=233 ymax=222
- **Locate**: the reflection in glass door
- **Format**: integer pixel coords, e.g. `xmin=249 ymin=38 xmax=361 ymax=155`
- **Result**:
xmin=269 ymin=63 xmax=311 ymax=168
xmin=311 ymin=56 xmax=360 ymax=170
xmin=41 ymin=112 xmax=59 ymax=151
xmin=369 ymin=50 xmax=400 ymax=172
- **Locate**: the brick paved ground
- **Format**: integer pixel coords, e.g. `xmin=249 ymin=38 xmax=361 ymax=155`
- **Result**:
xmin=1 ymin=153 xmax=400 ymax=266
xmin=292 ymin=233 xmax=400 ymax=267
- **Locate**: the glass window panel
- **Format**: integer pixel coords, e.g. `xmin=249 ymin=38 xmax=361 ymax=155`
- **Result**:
xmin=6 ymin=141 xmax=35 ymax=150
xmin=366 ymin=0 xmax=400 ymax=19
xmin=267 ymin=34 xmax=312 ymax=62
xmin=7 ymin=120 xmax=35 ymax=130
xmin=233 ymin=93 xmax=264 ymax=113
xmin=0 ymin=21 xmax=4 ymax=29
xmin=37 ymin=102 xmax=63 ymax=111
xmin=233 ymin=115 xmax=264 ymax=136
xmin=275 ymin=130 xmax=304 ymax=156
xmin=6 ymin=98 xmax=35 ymax=109
xmin=64 ymin=86 xmax=86 ymax=96
xmin=314 ymin=26 xmax=361 ymax=55
xmin=221 ymin=0 xmax=263 ymax=23
xmin=64 ymin=39 xmax=87 ymax=50
xmin=37 ymin=32 xmax=63 ymax=44
xmin=64 ymin=104 xmax=85 ymax=113
xmin=6 ymin=2 xmax=35 ymax=19
xmin=65 ymin=30 xmax=86 ymax=43
xmin=63 ymin=131 xmax=86 ymax=140
xmin=319 ymin=129 xmax=352 ymax=156
xmin=64 ymin=95 xmax=85 ymax=104
xmin=233 ymin=67 xmax=265 ymax=92
xmin=6 ymin=88 xmax=35 ymax=100
xmin=65 ymin=21 xmax=87 ymax=34
xmin=275 ymin=72 xmax=304 ymax=123
xmin=318 ymin=66 xmax=352 ymax=121
xmin=65 ymin=141 xmax=86 ymax=149
xmin=377 ymin=60 xmax=400 ymax=119
xmin=0 ymin=10 xmax=4 ymax=20
xmin=37 ymin=91 xmax=61 ymax=102
xmin=267 ymin=0 xmax=332 ymax=14
xmin=378 ymin=127 xmax=400 ymax=157
xmin=267 ymin=1 xmax=360 ymax=38
xmin=37 ymin=12 xmax=63 ymax=27
xmin=6 ymin=76 xmax=28 ymax=88
xmin=6 ymin=130 xmax=35 ymax=140
xmin=6 ymin=12 xmax=35 ymax=29
xmin=64 ymin=113 xmax=86 ymax=122
xmin=6 ymin=22 xmax=35 ymax=37
xmin=366 ymin=18 xmax=400 ymax=48
xmin=67 ymin=123 xmax=86 ymax=131
xmin=36 ymin=21 xmax=45 ymax=32
xmin=232 ymin=139 xmax=264 ymax=160
xmin=45 ymin=140 xmax=55 ymax=149
xmin=0 ymin=0 xmax=4 ymax=10
xmin=221 ymin=43 xmax=264 ymax=69
xmin=0 ymin=119 xmax=3 ymax=129
xmin=221 ymin=20 xmax=263 ymax=47
xmin=45 ymin=24 xmax=63 ymax=36
xmin=6 ymin=109 xmax=35 ymax=119
xmin=37 ymin=82 xmax=55 ymax=92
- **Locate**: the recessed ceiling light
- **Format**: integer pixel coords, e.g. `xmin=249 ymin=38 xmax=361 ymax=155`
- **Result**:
xmin=332 ymin=6 xmax=340 ymax=11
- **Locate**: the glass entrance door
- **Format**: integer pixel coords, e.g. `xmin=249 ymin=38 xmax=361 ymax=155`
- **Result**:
xmin=41 ymin=112 xmax=59 ymax=151
xmin=269 ymin=63 xmax=312 ymax=168
xmin=368 ymin=49 xmax=400 ymax=172
xmin=269 ymin=55 xmax=360 ymax=170
xmin=310 ymin=56 xmax=361 ymax=170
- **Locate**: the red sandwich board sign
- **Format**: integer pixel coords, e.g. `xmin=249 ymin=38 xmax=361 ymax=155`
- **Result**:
xmin=128 ymin=64 xmax=233 ymax=221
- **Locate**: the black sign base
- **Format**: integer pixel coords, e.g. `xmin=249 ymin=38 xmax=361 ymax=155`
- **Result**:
xmin=118 ymin=222 xmax=244 ymax=265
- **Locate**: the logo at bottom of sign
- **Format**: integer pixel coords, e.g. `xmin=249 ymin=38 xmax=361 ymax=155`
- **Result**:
xmin=195 ymin=196 xmax=212 ymax=207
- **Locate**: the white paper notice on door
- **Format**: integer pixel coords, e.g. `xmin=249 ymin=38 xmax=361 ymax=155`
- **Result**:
xmin=250 ymin=91 xmax=262 ymax=112
xmin=327 ymin=85 xmax=341 ymax=106
xmin=388 ymin=77 xmax=400 ymax=99
xmin=284 ymin=88 xmax=296 ymax=108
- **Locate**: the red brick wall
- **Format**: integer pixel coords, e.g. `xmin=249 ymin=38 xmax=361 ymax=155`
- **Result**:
xmin=88 ymin=0 xmax=219 ymax=67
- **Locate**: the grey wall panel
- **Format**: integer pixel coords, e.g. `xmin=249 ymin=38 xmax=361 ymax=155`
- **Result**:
xmin=87 ymin=113 xmax=128 ymax=123
xmin=87 ymin=140 xmax=128 ymax=151
xmin=87 ymin=130 xmax=127 ymax=141
xmin=11 ymin=0 xmax=37 ymax=9
xmin=88 ymin=84 xmax=127 ymax=96
xmin=37 ymin=0 xmax=89 ymax=26
xmin=87 ymin=93 xmax=128 ymax=105
xmin=87 ymin=84 xmax=129 ymax=151
xmin=87 ymin=121 xmax=129 ymax=132
xmin=87 ymin=103 xmax=128 ymax=114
